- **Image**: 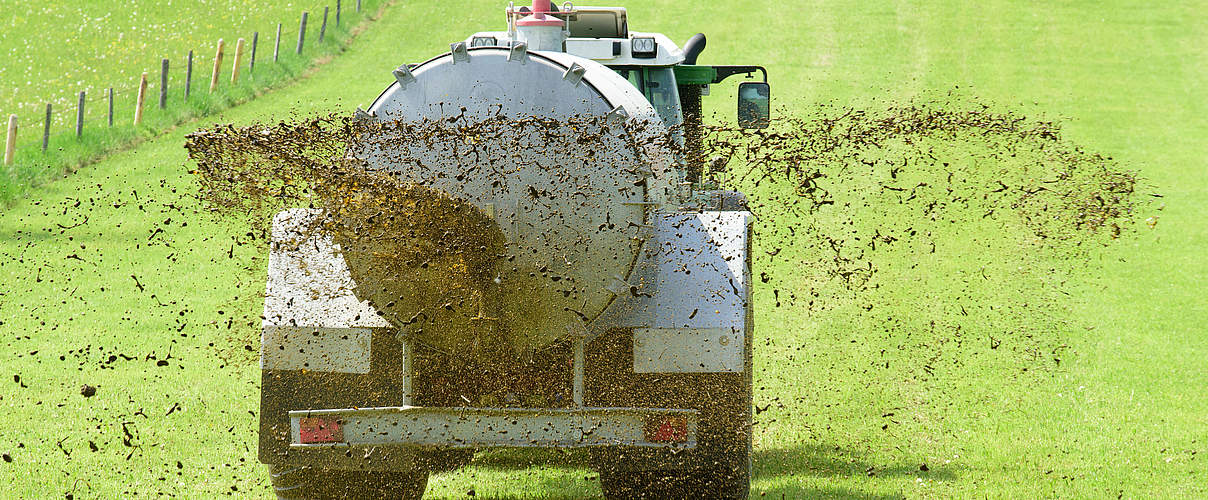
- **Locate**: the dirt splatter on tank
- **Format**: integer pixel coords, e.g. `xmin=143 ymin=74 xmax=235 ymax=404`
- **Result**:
xmin=346 ymin=46 xmax=676 ymax=360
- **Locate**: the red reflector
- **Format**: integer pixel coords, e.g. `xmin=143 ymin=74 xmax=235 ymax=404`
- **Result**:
xmin=298 ymin=416 xmax=343 ymax=444
xmin=645 ymin=416 xmax=689 ymax=443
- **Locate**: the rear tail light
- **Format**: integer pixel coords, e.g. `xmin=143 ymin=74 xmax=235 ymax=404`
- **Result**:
xmin=644 ymin=415 xmax=688 ymax=443
xmin=298 ymin=416 xmax=344 ymax=444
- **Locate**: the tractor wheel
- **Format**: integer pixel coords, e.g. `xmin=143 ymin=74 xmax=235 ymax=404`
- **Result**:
xmin=600 ymin=463 xmax=749 ymax=500
xmin=268 ymin=464 xmax=428 ymax=500
xmin=417 ymin=448 xmax=475 ymax=474
xmin=599 ymin=470 xmax=683 ymax=500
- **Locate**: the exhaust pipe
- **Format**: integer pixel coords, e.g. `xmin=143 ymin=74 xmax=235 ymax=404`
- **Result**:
xmin=683 ymin=33 xmax=706 ymax=65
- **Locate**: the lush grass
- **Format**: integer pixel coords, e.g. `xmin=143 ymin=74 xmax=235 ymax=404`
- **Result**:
xmin=0 ymin=1 xmax=1205 ymax=499
xmin=0 ymin=0 xmax=359 ymax=126
xmin=0 ymin=0 xmax=383 ymax=203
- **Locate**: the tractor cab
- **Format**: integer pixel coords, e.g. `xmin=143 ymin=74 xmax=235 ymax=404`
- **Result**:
xmin=612 ymin=66 xmax=683 ymax=127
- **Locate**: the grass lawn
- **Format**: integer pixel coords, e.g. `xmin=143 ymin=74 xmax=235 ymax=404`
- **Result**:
xmin=1 ymin=1 xmax=1204 ymax=498
xmin=0 ymin=0 xmax=386 ymax=204
xmin=1 ymin=0 xmax=353 ymax=130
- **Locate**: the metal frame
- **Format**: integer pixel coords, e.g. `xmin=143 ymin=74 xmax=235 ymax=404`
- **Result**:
xmin=573 ymin=335 xmax=586 ymax=406
xmin=289 ymin=406 xmax=698 ymax=449
xmin=711 ymin=65 xmax=768 ymax=84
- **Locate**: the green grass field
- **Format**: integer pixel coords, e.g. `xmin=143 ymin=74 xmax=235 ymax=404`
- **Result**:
xmin=0 ymin=0 xmax=382 ymax=203
xmin=1 ymin=1 xmax=1204 ymax=498
xmin=0 ymin=0 xmax=352 ymax=129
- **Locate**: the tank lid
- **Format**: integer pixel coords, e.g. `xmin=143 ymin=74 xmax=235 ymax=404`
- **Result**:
xmin=516 ymin=0 xmax=564 ymax=27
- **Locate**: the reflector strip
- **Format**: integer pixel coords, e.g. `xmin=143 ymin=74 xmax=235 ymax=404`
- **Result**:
xmin=298 ymin=417 xmax=343 ymax=444
xmin=645 ymin=415 xmax=689 ymax=443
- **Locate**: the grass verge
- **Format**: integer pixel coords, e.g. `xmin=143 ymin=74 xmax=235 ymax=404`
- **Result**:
xmin=0 ymin=0 xmax=386 ymax=204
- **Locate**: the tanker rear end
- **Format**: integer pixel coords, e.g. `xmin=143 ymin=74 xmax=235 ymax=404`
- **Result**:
xmin=257 ymin=3 xmax=770 ymax=498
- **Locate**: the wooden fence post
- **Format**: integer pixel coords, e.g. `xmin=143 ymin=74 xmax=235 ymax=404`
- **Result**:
xmin=42 ymin=103 xmax=51 ymax=151
xmin=135 ymin=73 xmax=148 ymax=125
xmin=250 ymin=32 xmax=259 ymax=72
xmin=274 ymin=23 xmax=282 ymax=62
xmin=185 ymin=50 xmax=193 ymax=100
xmin=160 ymin=58 xmax=169 ymax=108
xmin=210 ymin=39 xmax=225 ymax=92
xmin=4 ymin=115 xmax=15 ymax=166
xmin=319 ymin=7 xmax=329 ymax=43
xmin=107 ymin=88 xmax=114 ymax=126
xmin=76 ymin=91 xmax=85 ymax=137
xmin=231 ymin=38 xmax=245 ymax=83
xmin=297 ymin=12 xmax=308 ymax=54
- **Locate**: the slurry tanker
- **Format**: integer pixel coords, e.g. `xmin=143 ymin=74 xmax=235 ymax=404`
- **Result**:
xmin=257 ymin=2 xmax=770 ymax=498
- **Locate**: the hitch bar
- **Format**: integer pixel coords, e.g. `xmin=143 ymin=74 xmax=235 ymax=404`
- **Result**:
xmin=289 ymin=406 xmax=698 ymax=449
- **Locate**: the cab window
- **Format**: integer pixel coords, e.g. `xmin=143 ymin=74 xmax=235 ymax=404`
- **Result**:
xmin=613 ymin=67 xmax=683 ymax=128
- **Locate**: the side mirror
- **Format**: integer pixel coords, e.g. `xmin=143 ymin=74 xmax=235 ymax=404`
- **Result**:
xmin=737 ymin=81 xmax=770 ymax=129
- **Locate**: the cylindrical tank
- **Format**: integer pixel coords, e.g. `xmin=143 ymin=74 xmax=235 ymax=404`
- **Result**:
xmin=347 ymin=46 xmax=676 ymax=360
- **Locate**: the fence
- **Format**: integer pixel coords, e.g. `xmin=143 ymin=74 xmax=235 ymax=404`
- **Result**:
xmin=2 ymin=0 xmax=368 ymax=169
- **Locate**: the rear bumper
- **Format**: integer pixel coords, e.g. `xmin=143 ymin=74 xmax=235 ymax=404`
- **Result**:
xmin=289 ymin=406 xmax=698 ymax=450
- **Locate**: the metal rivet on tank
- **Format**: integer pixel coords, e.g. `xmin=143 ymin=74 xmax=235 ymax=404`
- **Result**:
xmin=392 ymin=65 xmax=417 ymax=89
xmin=604 ymin=274 xmax=630 ymax=297
xmin=606 ymin=105 xmax=629 ymax=128
xmin=562 ymin=63 xmax=586 ymax=87
xmin=450 ymin=42 xmax=470 ymax=63
xmin=507 ymin=42 xmax=529 ymax=63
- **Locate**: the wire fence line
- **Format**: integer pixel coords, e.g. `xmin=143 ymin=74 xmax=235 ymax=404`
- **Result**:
xmin=3 ymin=0 xmax=364 ymax=169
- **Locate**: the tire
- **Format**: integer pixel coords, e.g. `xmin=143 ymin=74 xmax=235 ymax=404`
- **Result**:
xmin=416 ymin=449 xmax=474 ymax=474
xmin=268 ymin=464 xmax=428 ymax=500
xmin=600 ymin=463 xmax=749 ymax=500
xmin=600 ymin=470 xmax=682 ymax=500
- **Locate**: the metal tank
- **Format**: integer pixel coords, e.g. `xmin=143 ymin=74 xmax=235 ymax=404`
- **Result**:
xmin=348 ymin=43 xmax=678 ymax=359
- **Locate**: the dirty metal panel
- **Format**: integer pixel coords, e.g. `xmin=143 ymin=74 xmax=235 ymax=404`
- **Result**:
xmin=632 ymin=327 xmax=743 ymax=373
xmin=593 ymin=210 xmax=750 ymax=373
xmin=262 ymin=208 xmax=390 ymax=330
xmin=262 ymin=209 xmax=388 ymax=373
xmin=595 ymin=211 xmax=750 ymax=330
xmin=261 ymin=326 xmax=372 ymax=374
xmin=288 ymin=406 xmax=697 ymax=449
